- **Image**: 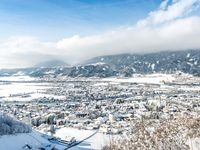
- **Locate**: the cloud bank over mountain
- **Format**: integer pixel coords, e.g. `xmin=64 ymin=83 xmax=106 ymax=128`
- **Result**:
xmin=1 ymin=0 xmax=200 ymax=68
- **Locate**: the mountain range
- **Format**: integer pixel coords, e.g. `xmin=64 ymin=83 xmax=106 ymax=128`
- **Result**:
xmin=0 ymin=50 xmax=200 ymax=77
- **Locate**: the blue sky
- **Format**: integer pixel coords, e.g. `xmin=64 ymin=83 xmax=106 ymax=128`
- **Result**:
xmin=1 ymin=0 xmax=200 ymax=68
xmin=0 ymin=0 xmax=162 ymax=40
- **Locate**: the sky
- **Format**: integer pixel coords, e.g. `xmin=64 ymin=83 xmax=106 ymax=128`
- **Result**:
xmin=0 ymin=0 xmax=200 ymax=68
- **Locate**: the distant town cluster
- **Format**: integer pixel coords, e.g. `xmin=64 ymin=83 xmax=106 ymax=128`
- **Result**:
xmin=0 ymin=73 xmax=200 ymax=137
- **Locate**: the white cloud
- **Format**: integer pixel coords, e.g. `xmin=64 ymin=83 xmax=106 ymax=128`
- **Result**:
xmin=55 ymin=0 xmax=200 ymax=63
xmin=0 ymin=36 xmax=58 ymax=68
xmin=159 ymin=0 xmax=170 ymax=10
xmin=1 ymin=0 xmax=200 ymax=68
xmin=56 ymin=16 xmax=200 ymax=63
xmin=137 ymin=0 xmax=200 ymax=26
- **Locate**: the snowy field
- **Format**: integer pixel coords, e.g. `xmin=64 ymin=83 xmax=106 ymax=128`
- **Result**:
xmin=0 ymin=74 xmax=175 ymax=101
xmin=54 ymin=128 xmax=111 ymax=149
xmin=0 ymin=131 xmax=66 ymax=150
xmin=0 ymin=129 xmax=112 ymax=150
xmin=102 ymin=74 xmax=175 ymax=84
xmin=0 ymin=76 xmax=36 ymax=82
xmin=0 ymin=129 xmax=199 ymax=150
xmin=0 ymin=76 xmax=65 ymax=101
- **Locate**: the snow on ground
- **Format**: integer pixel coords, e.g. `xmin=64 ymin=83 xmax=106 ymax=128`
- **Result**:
xmin=102 ymin=74 xmax=175 ymax=84
xmin=0 ymin=131 xmax=65 ymax=150
xmin=0 ymin=76 xmax=36 ymax=82
xmin=93 ymin=82 xmax=109 ymax=86
xmin=0 ymin=76 xmax=66 ymax=101
xmin=178 ymin=87 xmax=200 ymax=91
xmin=54 ymin=128 xmax=111 ymax=150
xmin=189 ymin=138 xmax=200 ymax=150
xmin=0 ymin=83 xmax=48 ymax=97
xmin=0 ymin=128 xmax=111 ymax=150
xmin=0 ymin=82 xmax=58 ymax=101
xmin=66 ymin=129 xmax=200 ymax=150
xmin=1 ymin=93 xmax=66 ymax=101
xmin=31 ymin=93 xmax=66 ymax=100
xmin=0 ymin=76 xmax=45 ymax=99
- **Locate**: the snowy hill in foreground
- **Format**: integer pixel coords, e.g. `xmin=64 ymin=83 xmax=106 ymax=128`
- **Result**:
xmin=0 ymin=114 xmax=61 ymax=150
xmin=0 ymin=114 xmax=108 ymax=150
xmin=1 ymin=127 xmax=199 ymax=150
xmin=0 ymin=128 xmax=109 ymax=150
xmin=0 ymin=131 xmax=59 ymax=150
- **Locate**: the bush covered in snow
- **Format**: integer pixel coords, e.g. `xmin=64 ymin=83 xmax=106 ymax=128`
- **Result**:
xmin=0 ymin=114 xmax=32 ymax=135
xmin=104 ymin=116 xmax=200 ymax=150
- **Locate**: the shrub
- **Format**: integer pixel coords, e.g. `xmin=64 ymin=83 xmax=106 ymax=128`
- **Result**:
xmin=104 ymin=116 xmax=200 ymax=150
xmin=0 ymin=113 xmax=32 ymax=136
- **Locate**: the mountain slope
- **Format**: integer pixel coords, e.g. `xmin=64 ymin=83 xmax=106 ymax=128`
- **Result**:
xmin=84 ymin=50 xmax=200 ymax=76
xmin=0 ymin=50 xmax=200 ymax=77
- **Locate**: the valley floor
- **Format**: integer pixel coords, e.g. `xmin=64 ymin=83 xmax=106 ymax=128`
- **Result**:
xmin=0 ymin=73 xmax=200 ymax=149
